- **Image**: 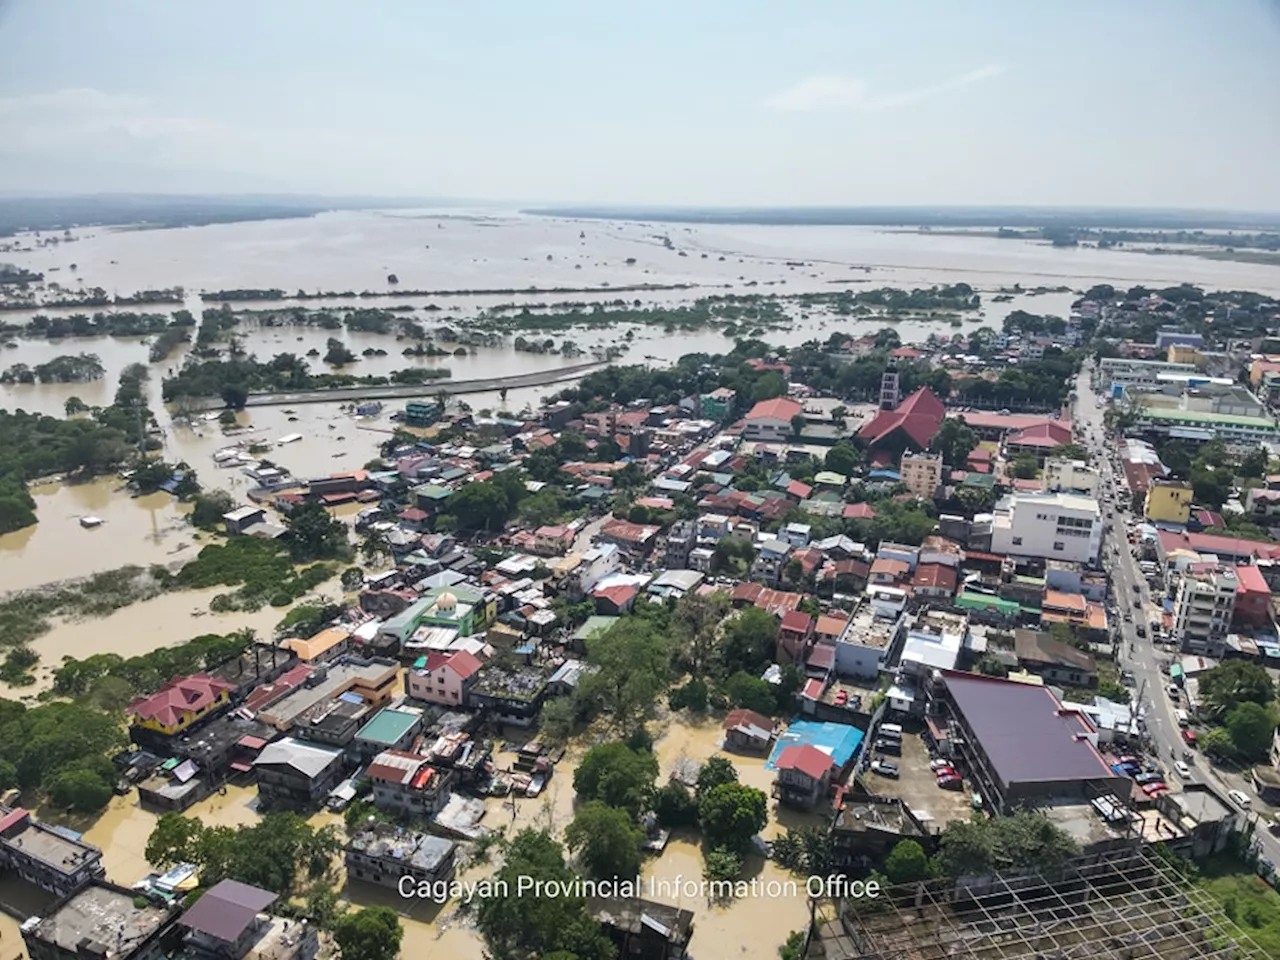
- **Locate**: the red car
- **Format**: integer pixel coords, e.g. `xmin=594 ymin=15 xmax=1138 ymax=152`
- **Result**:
xmin=937 ymin=775 xmax=963 ymax=790
xmin=1143 ymin=782 xmax=1168 ymax=795
xmin=933 ymin=766 xmax=957 ymax=779
xmin=1182 ymin=729 xmax=1197 ymax=746
xmin=834 ymin=690 xmax=848 ymax=706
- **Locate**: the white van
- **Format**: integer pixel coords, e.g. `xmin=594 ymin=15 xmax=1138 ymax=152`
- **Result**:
xmin=879 ymin=723 xmax=904 ymax=737
xmin=1175 ymin=709 xmax=1189 ymax=728
xmin=1228 ymin=789 xmax=1252 ymax=811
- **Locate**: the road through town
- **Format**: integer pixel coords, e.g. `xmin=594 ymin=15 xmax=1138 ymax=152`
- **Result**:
xmin=1074 ymin=366 xmax=1280 ymax=865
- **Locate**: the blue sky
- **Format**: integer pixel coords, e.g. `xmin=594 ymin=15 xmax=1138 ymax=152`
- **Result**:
xmin=1 ymin=0 xmax=1278 ymax=209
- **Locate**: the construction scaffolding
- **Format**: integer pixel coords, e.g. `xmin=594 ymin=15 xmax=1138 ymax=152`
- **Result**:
xmin=811 ymin=848 xmax=1270 ymax=960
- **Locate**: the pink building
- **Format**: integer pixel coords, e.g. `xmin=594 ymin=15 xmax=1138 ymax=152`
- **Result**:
xmin=408 ymin=650 xmax=484 ymax=706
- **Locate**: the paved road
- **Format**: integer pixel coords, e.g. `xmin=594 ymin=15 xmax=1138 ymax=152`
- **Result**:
xmin=1075 ymin=365 xmax=1280 ymax=863
xmin=182 ymin=361 xmax=607 ymax=411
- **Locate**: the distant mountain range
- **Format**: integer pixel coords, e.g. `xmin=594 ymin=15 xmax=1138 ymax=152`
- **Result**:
xmin=523 ymin=205 xmax=1280 ymax=231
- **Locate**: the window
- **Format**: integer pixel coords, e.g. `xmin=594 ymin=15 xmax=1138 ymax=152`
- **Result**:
xmin=1012 ymin=537 xmax=1023 ymax=546
xmin=1053 ymin=541 xmax=1065 ymax=551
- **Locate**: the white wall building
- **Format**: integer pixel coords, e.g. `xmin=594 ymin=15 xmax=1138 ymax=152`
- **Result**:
xmin=1172 ymin=565 xmax=1237 ymax=659
xmin=900 ymin=452 xmax=944 ymax=500
xmin=1099 ymin=357 xmax=1197 ymax=389
xmin=990 ymin=491 xmax=1102 ymax=565
xmin=1042 ymin=458 xmax=1101 ymax=497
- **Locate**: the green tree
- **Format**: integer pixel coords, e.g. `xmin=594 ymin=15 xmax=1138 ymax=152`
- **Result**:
xmin=447 ymin=479 xmax=515 ymax=531
xmin=1009 ymin=454 xmax=1039 ymax=479
xmin=221 ymin=383 xmax=249 ymax=410
xmin=721 ymin=606 xmax=779 ymax=675
xmin=671 ymin=591 xmax=728 ymax=678
xmin=48 ymin=766 xmax=113 ymax=812
xmin=576 ymin=618 xmax=673 ymax=728
xmin=189 ymin=489 xmax=235 ymax=529
xmin=823 ymin=442 xmax=858 ymax=476
xmin=695 ymin=756 xmax=740 ymax=803
xmin=1225 ymin=702 xmax=1278 ymax=760
xmin=285 ymin=502 xmax=350 ymax=562
xmin=146 ymin=812 xmax=206 ymax=868
xmin=698 ymin=782 xmax=768 ymax=854
xmin=539 ymin=697 xmax=578 ymax=744
xmin=654 ymin=782 xmax=699 ymax=828
xmin=573 ymin=742 xmax=658 ymax=818
xmin=752 ymin=372 xmax=786 ymax=402
xmin=930 ymin=417 xmax=976 ymax=469
xmin=474 ymin=830 xmax=614 ymax=960
xmin=956 ymin=486 xmax=997 ymax=514
xmin=779 ymin=931 xmax=807 ymax=960
xmin=723 ymin=671 xmax=777 ymax=716
xmin=1239 ymin=448 xmax=1269 ymax=479
xmin=565 ymin=801 xmax=645 ymax=879
xmin=883 ymin=839 xmax=931 ymax=884
xmin=64 ymin=396 xmax=90 ymax=416
xmin=1198 ymin=661 xmax=1276 ymax=721
xmin=332 ymin=906 xmax=403 ymax=960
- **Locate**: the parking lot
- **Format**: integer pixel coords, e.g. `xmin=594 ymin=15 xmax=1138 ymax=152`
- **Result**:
xmin=864 ymin=731 xmax=975 ymax=829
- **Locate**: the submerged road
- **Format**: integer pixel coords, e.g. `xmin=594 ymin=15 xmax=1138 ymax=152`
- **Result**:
xmin=180 ymin=360 xmax=608 ymax=411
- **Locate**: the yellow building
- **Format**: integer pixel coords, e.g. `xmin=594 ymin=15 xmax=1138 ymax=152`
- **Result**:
xmin=1166 ymin=344 xmax=1205 ymax=366
xmin=1144 ymin=479 xmax=1193 ymax=525
xmin=127 ymin=673 xmax=237 ymax=736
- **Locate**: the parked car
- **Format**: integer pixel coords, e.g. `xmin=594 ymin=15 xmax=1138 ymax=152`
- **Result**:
xmin=1182 ymin=728 xmax=1198 ymax=746
xmin=1134 ymin=772 xmax=1163 ymax=785
xmin=1175 ymin=761 xmax=1192 ymax=779
xmin=937 ymin=775 xmax=963 ymax=790
xmin=929 ymin=759 xmax=953 ymax=771
xmin=872 ymin=760 xmax=899 ymax=778
xmin=1167 ymin=684 xmax=1180 ymax=700
xmin=834 ymin=690 xmax=848 ymax=706
xmin=1143 ymin=782 xmax=1169 ymax=795
xmin=874 ymin=738 xmax=901 ymax=756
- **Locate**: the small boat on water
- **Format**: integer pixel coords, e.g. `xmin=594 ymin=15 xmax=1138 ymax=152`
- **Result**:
xmin=213 ymin=448 xmax=240 ymax=464
xmin=80 ymin=516 xmax=104 ymax=529
xmin=277 ymin=433 xmax=303 ymax=446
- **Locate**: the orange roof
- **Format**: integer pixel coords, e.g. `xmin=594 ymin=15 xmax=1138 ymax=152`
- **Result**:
xmin=282 ymin=626 xmax=351 ymax=662
xmin=1043 ymin=591 xmax=1087 ymax=614
xmin=870 ymin=557 xmax=910 ymax=577
xmin=745 ymin=397 xmax=803 ymax=422
xmin=815 ymin=614 xmax=849 ymax=637
xmin=776 ymin=744 xmax=834 ymax=780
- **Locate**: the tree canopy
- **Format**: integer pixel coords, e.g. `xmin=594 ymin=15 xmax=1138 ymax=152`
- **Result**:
xmin=698 ymin=781 xmax=768 ymax=854
xmin=332 ymin=906 xmax=403 ymax=960
xmin=572 ymin=742 xmax=658 ymax=818
xmin=564 ymin=800 xmax=646 ymax=879
xmin=935 ymin=812 xmax=1078 ymax=877
xmin=474 ymin=829 xmax=614 ymax=960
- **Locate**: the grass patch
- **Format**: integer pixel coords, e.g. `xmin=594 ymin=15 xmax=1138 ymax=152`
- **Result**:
xmin=1196 ymin=854 xmax=1280 ymax=955
xmin=0 ymin=565 xmax=166 ymax=648
xmin=169 ymin=536 xmax=336 ymax=611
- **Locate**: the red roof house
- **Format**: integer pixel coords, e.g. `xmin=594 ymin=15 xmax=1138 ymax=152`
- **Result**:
xmin=857 ymin=388 xmax=945 ymax=451
xmin=129 ymin=673 xmax=237 ymax=731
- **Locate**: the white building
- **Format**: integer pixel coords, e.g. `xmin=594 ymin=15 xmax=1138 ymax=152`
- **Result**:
xmin=1042 ymin=458 xmax=1100 ymax=497
xmin=1099 ymin=357 xmax=1197 ymax=389
xmin=834 ymin=601 xmax=904 ymax=680
xmin=990 ymin=491 xmax=1102 ymax=565
xmin=899 ymin=451 xmax=944 ymax=500
xmin=1172 ymin=564 xmax=1237 ymax=659
xmin=742 ymin=397 xmax=802 ymax=442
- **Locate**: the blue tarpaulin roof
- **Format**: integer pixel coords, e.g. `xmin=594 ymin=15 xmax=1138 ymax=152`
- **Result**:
xmin=766 ymin=720 xmax=864 ymax=772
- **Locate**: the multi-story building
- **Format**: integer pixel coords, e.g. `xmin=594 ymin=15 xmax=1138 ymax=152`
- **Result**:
xmin=1098 ymin=357 xmax=1197 ymax=390
xmin=750 ymin=537 xmax=791 ymax=585
xmin=1042 ymin=458 xmax=1100 ymax=497
xmin=742 ymin=397 xmax=802 ymax=442
xmin=178 ymin=878 xmax=317 ymax=960
xmin=366 ymin=750 xmax=455 ymax=819
xmin=663 ymin=520 xmax=695 ymax=569
xmin=1173 ymin=564 xmax=1238 ymax=658
xmin=352 ymin=707 xmax=425 ymax=763
xmin=0 ymin=808 xmax=104 ymax=898
xmin=1145 ymin=479 xmax=1193 ymax=525
xmin=700 ymin=387 xmax=736 ymax=421
xmin=899 ymin=451 xmax=943 ymax=500
xmin=252 ymin=737 xmax=347 ymax=809
xmin=407 ymin=650 xmax=484 ymax=707
xmin=127 ymin=673 xmax=237 ymax=750
xmin=346 ymin=824 xmax=456 ymax=892
xmin=989 ymin=491 xmax=1102 ymax=565
xmin=22 ymin=881 xmax=177 ymax=960
xmin=833 ymin=601 xmax=905 ymax=680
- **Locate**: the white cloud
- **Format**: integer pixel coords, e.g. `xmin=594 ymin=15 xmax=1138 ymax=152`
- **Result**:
xmin=764 ymin=64 xmax=1005 ymax=112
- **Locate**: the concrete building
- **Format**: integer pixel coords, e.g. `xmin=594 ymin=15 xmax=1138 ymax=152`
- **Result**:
xmin=742 ymin=397 xmax=803 ymax=442
xmin=366 ymin=750 xmax=454 ymax=819
xmin=346 ymin=824 xmax=456 ymax=892
xmin=22 ymin=881 xmax=176 ymax=960
xmin=990 ymin=491 xmax=1101 ymax=564
xmin=1099 ymin=357 xmax=1197 ymax=390
xmin=1172 ymin=564 xmax=1238 ymax=658
xmin=177 ymin=878 xmax=316 ymax=960
xmin=1145 ymin=479 xmax=1193 ymax=525
xmin=900 ymin=451 xmax=943 ymax=499
xmin=0 ymin=808 xmax=104 ymax=898
xmin=352 ymin=707 xmax=424 ymax=763
xmin=1042 ymin=458 xmax=1100 ymax=497
xmin=928 ymin=672 xmax=1128 ymax=814
xmin=833 ymin=601 xmax=904 ymax=680
xmin=252 ymin=737 xmax=347 ymax=809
